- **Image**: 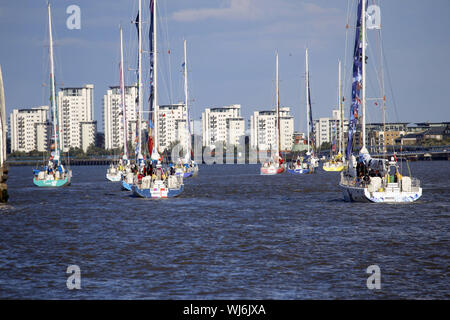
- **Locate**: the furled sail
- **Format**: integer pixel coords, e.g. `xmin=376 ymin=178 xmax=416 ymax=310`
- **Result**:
xmin=307 ymin=71 xmax=315 ymax=153
xmin=134 ymin=11 xmax=141 ymax=156
xmin=148 ymin=0 xmax=155 ymax=158
xmin=346 ymin=0 xmax=365 ymax=160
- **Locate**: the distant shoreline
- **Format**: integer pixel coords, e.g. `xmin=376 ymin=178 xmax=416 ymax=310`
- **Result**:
xmin=6 ymin=154 xmax=450 ymax=166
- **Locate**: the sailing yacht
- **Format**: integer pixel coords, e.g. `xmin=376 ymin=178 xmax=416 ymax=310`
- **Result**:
xmin=107 ymin=27 xmax=129 ymax=182
xmin=288 ymin=48 xmax=316 ymax=174
xmin=260 ymin=53 xmax=285 ymax=175
xmin=174 ymin=40 xmax=198 ymax=179
xmin=33 ymin=3 xmax=72 ymax=187
xmin=339 ymin=0 xmax=422 ymax=203
xmin=323 ymin=60 xmax=345 ymax=172
xmin=131 ymin=0 xmax=184 ymax=198
xmin=121 ymin=0 xmax=147 ymax=192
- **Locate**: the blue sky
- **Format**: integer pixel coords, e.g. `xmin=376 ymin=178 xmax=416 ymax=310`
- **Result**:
xmin=1 ymin=0 xmax=449 ymax=133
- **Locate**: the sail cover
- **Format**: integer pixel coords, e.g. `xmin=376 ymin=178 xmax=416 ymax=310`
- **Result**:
xmin=148 ymin=0 xmax=155 ymax=157
xmin=149 ymin=0 xmax=154 ymax=127
xmin=134 ymin=11 xmax=140 ymax=156
xmin=307 ymin=72 xmax=315 ymax=152
xmin=346 ymin=0 xmax=365 ymax=160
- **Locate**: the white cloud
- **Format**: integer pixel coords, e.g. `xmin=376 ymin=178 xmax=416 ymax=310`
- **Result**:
xmin=171 ymin=0 xmax=263 ymax=22
xmin=172 ymin=0 xmax=343 ymax=24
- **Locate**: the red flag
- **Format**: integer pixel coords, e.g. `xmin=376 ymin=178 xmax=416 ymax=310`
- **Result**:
xmin=148 ymin=136 xmax=153 ymax=158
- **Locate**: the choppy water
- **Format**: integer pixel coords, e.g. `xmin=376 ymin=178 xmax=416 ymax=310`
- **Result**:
xmin=0 ymin=161 xmax=448 ymax=299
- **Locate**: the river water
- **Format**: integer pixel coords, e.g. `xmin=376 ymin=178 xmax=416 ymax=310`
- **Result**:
xmin=0 ymin=161 xmax=448 ymax=299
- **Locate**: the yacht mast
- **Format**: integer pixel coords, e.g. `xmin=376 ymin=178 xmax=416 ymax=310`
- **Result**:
xmin=305 ymin=48 xmax=310 ymax=154
xmin=137 ymin=0 xmax=143 ymax=159
xmin=184 ymin=39 xmax=191 ymax=159
xmin=48 ymin=3 xmax=58 ymax=155
xmin=0 ymin=65 xmax=5 ymax=167
xmin=153 ymin=0 xmax=159 ymax=155
xmin=276 ymin=52 xmax=281 ymax=158
xmin=338 ymin=60 xmax=343 ymax=157
xmin=120 ymin=26 xmax=128 ymax=159
xmin=361 ymin=0 xmax=367 ymax=151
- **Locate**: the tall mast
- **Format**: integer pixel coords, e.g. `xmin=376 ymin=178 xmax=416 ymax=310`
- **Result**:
xmin=305 ymin=48 xmax=310 ymax=154
xmin=0 ymin=65 xmax=5 ymax=167
xmin=153 ymin=0 xmax=159 ymax=155
xmin=276 ymin=52 xmax=281 ymax=158
xmin=338 ymin=59 xmax=343 ymax=156
xmin=48 ymin=3 xmax=58 ymax=156
xmin=120 ymin=26 xmax=128 ymax=159
xmin=379 ymin=25 xmax=386 ymax=154
xmin=137 ymin=0 xmax=143 ymax=159
xmin=184 ymin=39 xmax=191 ymax=159
xmin=361 ymin=0 xmax=367 ymax=151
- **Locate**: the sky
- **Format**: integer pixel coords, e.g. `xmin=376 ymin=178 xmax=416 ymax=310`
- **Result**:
xmin=1 ymin=0 xmax=449 ymax=134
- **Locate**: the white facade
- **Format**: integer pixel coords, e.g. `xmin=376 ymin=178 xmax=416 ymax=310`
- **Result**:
xmin=174 ymin=119 xmax=194 ymax=154
xmin=157 ymin=103 xmax=187 ymax=152
xmin=313 ymin=109 xmax=348 ymax=149
xmin=10 ymin=106 xmax=49 ymax=152
xmin=226 ymin=118 xmax=245 ymax=146
xmin=202 ymin=104 xmax=244 ymax=147
xmin=35 ymin=122 xmax=51 ymax=152
xmin=58 ymin=84 xmax=95 ymax=151
xmin=250 ymin=107 xmax=294 ymax=151
xmin=80 ymin=121 xmax=97 ymax=152
xmin=103 ymin=85 xmax=137 ymax=150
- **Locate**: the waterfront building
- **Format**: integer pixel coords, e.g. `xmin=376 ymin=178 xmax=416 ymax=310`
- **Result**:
xmin=103 ymin=85 xmax=138 ymax=150
xmin=58 ymin=84 xmax=96 ymax=152
xmin=158 ymin=103 xmax=188 ymax=152
xmin=80 ymin=121 xmax=97 ymax=152
xmin=313 ymin=109 xmax=348 ymax=149
xmin=250 ymin=107 xmax=294 ymax=152
xmin=10 ymin=106 xmax=49 ymax=152
xmin=202 ymin=104 xmax=245 ymax=147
